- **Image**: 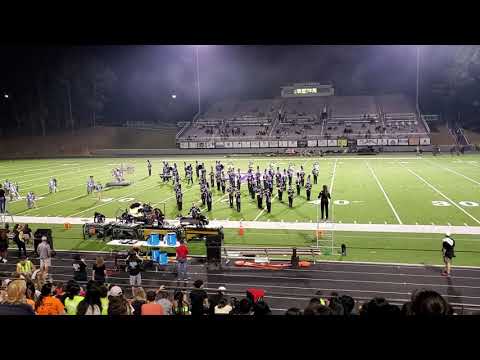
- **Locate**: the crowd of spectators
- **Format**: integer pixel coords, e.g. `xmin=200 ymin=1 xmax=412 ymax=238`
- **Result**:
xmin=0 ymin=270 xmax=459 ymax=315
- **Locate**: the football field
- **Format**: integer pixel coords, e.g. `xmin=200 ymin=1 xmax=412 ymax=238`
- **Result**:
xmin=4 ymin=154 xmax=480 ymax=225
xmin=3 ymin=154 xmax=480 ymax=266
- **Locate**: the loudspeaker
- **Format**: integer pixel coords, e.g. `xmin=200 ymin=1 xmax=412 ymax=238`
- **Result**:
xmin=205 ymin=235 xmax=222 ymax=248
xmin=206 ymin=247 xmax=221 ymax=263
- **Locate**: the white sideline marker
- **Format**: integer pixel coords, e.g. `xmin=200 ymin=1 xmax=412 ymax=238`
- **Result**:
xmin=402 ymin=164 xmax=480 ymax=226
xmin=366 ymin=161 xmax=402 ymax=224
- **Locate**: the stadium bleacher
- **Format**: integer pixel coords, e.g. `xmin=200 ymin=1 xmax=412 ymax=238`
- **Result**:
xmin=178 ymin=92 xmax=430 ymax=147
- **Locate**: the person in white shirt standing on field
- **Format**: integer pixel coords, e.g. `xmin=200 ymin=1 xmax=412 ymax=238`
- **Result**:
xmin=442 ymin=232 xmax=456 ymax=277
xmin=48 ymin=178 xmax=57 ymax=194
xmin=37 ymin=236 xmax=52 ymax=279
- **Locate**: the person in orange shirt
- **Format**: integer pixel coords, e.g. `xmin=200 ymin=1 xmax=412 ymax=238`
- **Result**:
xmin=141 ymin=290 xmax=164 ymax=315
xmin=35 ymin=283 xmax=65 ymax=315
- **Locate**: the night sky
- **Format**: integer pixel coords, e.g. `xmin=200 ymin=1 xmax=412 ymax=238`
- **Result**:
xmin=0 ymin=45 xmax=456 ymax=128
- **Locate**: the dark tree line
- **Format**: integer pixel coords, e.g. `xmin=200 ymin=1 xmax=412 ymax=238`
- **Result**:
xmin=4 ymin=48 xmax=117 ymax=136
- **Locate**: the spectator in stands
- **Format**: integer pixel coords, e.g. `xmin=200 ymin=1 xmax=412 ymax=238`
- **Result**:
xmin=359 ymin=297 xmax=400 ymax=317
xmin=16 ymin=255 xmax=35 ymax=278
xmin=72 ymin=254 xmax=88 ymax=282
xmin=131 ymin=287 xmax=147 ymax=316
xmin=410 ymin=290 xmax=453 ymax=316
xmin=22 ymin=224 xmax=32 ymax=245
xmin=53 ymin=282 xmax=66 ymax=304
xmin=35 ymin=283 xmax=65 ymax=315
xmin=77 ymin=281 xmax=103 ymax=315
xmin=0 ymin=280 xmax=7 ymax=303
xmin=253 ymin=300 xmax=272 ymax=316
xmin=176 ymin=239 xmax=189 ymax=282
xmin=108 ymin=285 xmax=133 ymax=315
xmin=285 ymin=307 xmax=302 ymax=316
xmin=25 ymin=279 xmax=36 ymax=306
xmin=64 ymin=280 xmax=84 ymax=315
xmin=328 ymin=297 xmax=345 ymax=315
xmin=304 ymin=304 xmax=332 ymax=316
xmin=208 ymin=286 xmax=228 ymax=315
xmin=37 ymin=236 xmax=52 ymax=278
xmin=0 ymin=279 xmax=35 ymax=315
xmin=126 ymin=250 xmax=143 ymax=293
xmin=108 ymin=296 xmax=131 ymax=315
xmin=214 ymin=297 xmax=233 ymax=315
xmin=0 ymin=185 xmax=6 ymax=214
xmin=141 ymin=290 xmax=164 ymax=315
xmin=13 ymin=224 xmax=27 ymax=258
xmin=232 ymin=298 xmax=253 ymax=315
xmin=99 ymin=284 xmax=109 ymax=315
xmin=155 ymin=286 xmax=173 ymax=315
xmin=339 ymin=295 xmax=356 ymax=315
xmin=92 ymin=256 xmax=107 ymax=284
xmin=0 ymin=226 xmax=8 ymax=263
xmin=189 ymin=279 xmax=208 ymax=316
xmin=173 ymin=289 xmax=190 ymax=315
xmin=32 ymin=269 xmax=46 ymax=298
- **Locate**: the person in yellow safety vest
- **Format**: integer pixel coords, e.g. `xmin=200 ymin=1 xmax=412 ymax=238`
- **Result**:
xmin=98 ymin=284 xmax=109 ymax=315
xmin=64 ymin=281 xmax=84 ymax=315
xmin=16 ymin=256 xmax=35 ymax=278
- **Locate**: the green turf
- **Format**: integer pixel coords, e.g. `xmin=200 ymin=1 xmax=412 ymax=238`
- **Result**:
xmin=4 ymin=154 xmax=480 ymax=225
xmin=13 ymin=223 xmax=480 ymax=267
xmin=3 ymin=154 xmax=480 ymax=266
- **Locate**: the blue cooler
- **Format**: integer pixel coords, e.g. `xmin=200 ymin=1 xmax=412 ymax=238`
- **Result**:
xmin=151 ymin=250 xmax=161 ymax=263
xmin=158 ymin=252 xmax=168 ymax=265
xmin=148 ymin=233 xmax=160 ymax=246
xmin=166 ymin=232 xmax=177 ymax=246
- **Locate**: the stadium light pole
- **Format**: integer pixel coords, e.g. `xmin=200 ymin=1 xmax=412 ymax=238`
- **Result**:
xmin=416 ymin=45 xmax=421 ymax=116
xmin=195 ymin=46 xmax=201 ymax=116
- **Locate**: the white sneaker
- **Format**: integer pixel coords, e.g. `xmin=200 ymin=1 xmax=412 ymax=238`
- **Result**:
xmin=2 ymin=258 xmax=7 ymax=263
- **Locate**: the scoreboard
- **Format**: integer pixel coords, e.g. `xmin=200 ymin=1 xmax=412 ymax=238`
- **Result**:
xmin=281 ymin=82 xmax=334 ymax=98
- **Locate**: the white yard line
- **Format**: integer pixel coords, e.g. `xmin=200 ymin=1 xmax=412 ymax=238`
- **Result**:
xmin=425 ymin=159 xmax=480 ymax=186
xmin=16 ymin=163 xmax=109 ymax=186
xmin=0 ymin=162 xmax=82 ymax=178
xmin=12 ymin=171 xmax=121 ymax=213
xmin=16 ymin=193 xmax=91 ymax=215
xmin=253 ymin=194 xmax=278 ymax=221
xmin=328 ymin=159 xmax=338 ymax=222
xmin=329 ymin=159 xmax=338 ymax=193
xmin=366 ymin=161 xmax=402 ymax=224
xmin=401 ymin=163 xmax=480 ymax=225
